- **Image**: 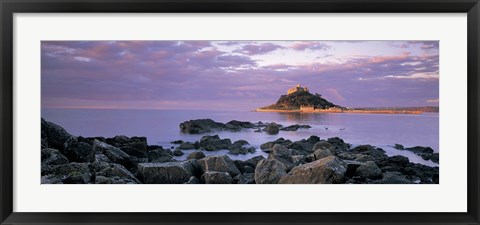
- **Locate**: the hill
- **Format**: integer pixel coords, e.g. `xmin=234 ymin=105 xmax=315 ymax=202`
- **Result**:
xmin=258 ymin=89 xmax=342 ymax=110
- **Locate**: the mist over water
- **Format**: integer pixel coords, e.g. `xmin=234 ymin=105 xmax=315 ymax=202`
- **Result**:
xmin=42 ymin=108 xmax=439 ymax=167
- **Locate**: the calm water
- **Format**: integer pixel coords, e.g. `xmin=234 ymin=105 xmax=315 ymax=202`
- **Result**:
xmin=42 ymin=109 xmax=439 ymax=166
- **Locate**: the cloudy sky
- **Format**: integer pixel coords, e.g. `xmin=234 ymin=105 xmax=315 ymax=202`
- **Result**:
xmin=41 ymin=40 xmax=439 ymax=110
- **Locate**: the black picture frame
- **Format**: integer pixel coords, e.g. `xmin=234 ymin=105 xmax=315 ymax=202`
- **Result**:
xmin=1 ymin=0 xmax=479 ymax=224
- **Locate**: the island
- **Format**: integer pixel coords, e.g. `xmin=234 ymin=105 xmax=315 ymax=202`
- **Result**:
xmin=255 ymin=84 xmax=437 ymax=114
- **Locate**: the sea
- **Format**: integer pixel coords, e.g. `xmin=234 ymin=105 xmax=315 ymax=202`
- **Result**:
xmin=42 ymin=109 xmax=439 ymax=167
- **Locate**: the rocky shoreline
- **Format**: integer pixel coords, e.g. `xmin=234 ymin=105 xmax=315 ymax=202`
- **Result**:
xmin=41 ymin=118 xmax=439 ymax=184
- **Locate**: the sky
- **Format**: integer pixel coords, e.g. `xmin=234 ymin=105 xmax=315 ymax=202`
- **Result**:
xmin=41 ymin=40 xmax=439 ymax=111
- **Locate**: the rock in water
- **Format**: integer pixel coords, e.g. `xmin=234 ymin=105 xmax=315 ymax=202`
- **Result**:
xmin=199 ymin=135 xmax=232 ymax=151
xmin=201 ymin=171 xmax=233 ymax=184
xmin=278 ymin=156 xmax=347 ymax=184
xmin=254 ymin=159 xmax=287 ymax=184
xmin=198 ymin=155 xmax=241 ymax=176
xmin=179 ymin=119 xmax=225 ymax=134
xmin=137 ymin=160 xmax=200 ymax=184
xmin=187 ymin=151 xmax=206 ymax=160
xmin=264 ymin=123 xmax=280 ymax=135
xmin=173 ymin=148 xmax=184 ymax=156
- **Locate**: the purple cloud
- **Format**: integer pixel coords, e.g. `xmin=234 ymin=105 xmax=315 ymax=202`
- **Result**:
xmin=234 ymin=43 xmax=284 ymax=55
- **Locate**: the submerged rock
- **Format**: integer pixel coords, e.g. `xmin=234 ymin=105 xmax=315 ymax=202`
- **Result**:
xmin=179 ymin=119 xmax=226 ymax=134
xmin=280 ymin=124 xmax=311 ymax=131
xmin=264 ymin=122 xmax=280 ymax=135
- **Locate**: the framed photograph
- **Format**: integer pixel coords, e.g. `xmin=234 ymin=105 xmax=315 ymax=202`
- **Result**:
xmin=1 ymin=0 xmax=479 ymax=224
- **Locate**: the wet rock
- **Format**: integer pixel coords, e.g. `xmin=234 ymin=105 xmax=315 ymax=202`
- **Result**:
xmin=287 ymin=136 xmax=320 ymax=154
xmin=198 ymin=155 xmax=241 ymax=176
xmin=254 ymin=159 xmax=287 ymax=184
xmin=260 ymin=138 xmax=292 ymax=152
xmin=120 ymin=146 xmax=147 ymax=158
xmin=264 ymin=122 xmax=280 ymax=135
xmin=179 ymin=119 xmax=225 ymax=134
xmin=171 ymin=140 xmax=184 ymax=144
xmin=137 ymin=160 xmax=200 ymax=184
xmin=199 ymin=135 xmax=232 ymax=151
xmin=201 ymin=171 xmax=233 ymax=184
xmin=186 ymin=151 xmax=206 ymax=160
xmin=173 ymin=148 xmax=184 ymax=156
xmin=179 ymin=142 xmax=196 ymax=150
xmin=147 ymin=148 xmax=174 ymax=163
xmin=280 ymin=124 xmax=311 ymax=131
xmin=278 ymin=156 xmax=347 ymax=184
xmin=225 ymin=120 xmax=256 ymax=129
xmin=327 ymin=137 xmax=351 ymax=152
xmin=394 ymin=144 xmax=404 ymax=150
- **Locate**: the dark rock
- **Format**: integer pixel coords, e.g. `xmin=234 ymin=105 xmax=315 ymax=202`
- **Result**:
xmin=95 ymin=154 xmax=112 ymax=163
xmin=260 ymin=138 xmax=292 ymax=152
xmin=41 ymin=148 xmax=69 ymax=166
xmin=185 ymin=176 xmax=201 ymax=184
xmin=186 ymin=151 xmax=206 ymax=160
xmin=90 ymin=162 xmax=141 ymax=184
xmin=225 ymin=120 xmax=256 ymax=129
xmin=173 ymin=148 xmax=184 ymax=156
xmin=381 ymin=172 xmax=413 ymax=184
xmin=254 ymin=159 xmax=287 ymax=184
xmin=201 ymin=171 xmax=233 ymax=184
xmin=394 ymin=144 xmax=404 ymax=150
xmin=404 ymin=146 xmax=434 ymax=154
xmin=199 ymin=135 xmax=232 ymax=151
xmin=243 ymin=166 xmax=255 ymax=173
xmin=198 ymin=155 xmax=241 ymax=176
xmin=179 ymin=142 xmax=195 ymax=150
xmin=327 ymin=137 xmax=351 ymax=152
xmin=41 ymin=118 xmax=73 ymax=150
xmin=387 ymin=155 xmax=410 ymax=167
xmin=41 ymin=175 xmax=63 ymax=184
xmin=234 ymin=160 xmax=247 ymax=173
xmin=264 ymin=122 xmax=280 ymax=135
xmin=291 ymin=155 xmax=306 ymax=165
xmin=244 ymin=155 xmax=266 ymax=168
xmin=280 ymin=124 xmax=312 ymax=131
xmin=355 ymin=161 xmax=382 ymax=179
xmin=43 ymin=163 xmax=92 ymax=184
xmin=234 ymin=173 xmax=255 ymax=184
xmin=179 ymin=119 xmax=225 ymax=134
xmin=147 ymin=148 xmax=174 ymax=162
xmin=270 ymin=144 xmax=292 ymax=160
xmin=63 ymin=136 xmax=95 ymax=163
xmin=137 ymin=160 xmax=200 ymax=184
xmin=171 ymin=140 xmax=184 ymax=144
xmin=287 ymin=136 xmax=320 ymax=154
xmin=120 ymin=146 xmax=147 ymax=158
xmin=278 ymin=156 xmax=347 ymax=184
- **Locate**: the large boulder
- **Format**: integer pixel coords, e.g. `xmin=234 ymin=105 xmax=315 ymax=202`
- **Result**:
xmin=327 ymin=137 xmax=351 ymax=152
xmin=147 ymin=148 xmax=174 ymax=163
xmin=179 ymin=119 xmax=225 ymax=134
xmin=260 ymin=138 xmax=292 ymax=152
xmin=313 ymin=141 xmax=334 ymax=160
xmin=199 ymin=135 xmax=232 ymax=151
xmin=267 ymin=144 xmax=295 ymax=171
xmin=137 ymin=160 xmax=200 ymax=184
xmin=63 ymin=136 xmax=95 ymax=163
xmin=254 ymin=159 xmax=287 ymax=184
xmin=201 ymin=171 xmax=233 ymax=184
xmin=225 ymin=120 xmax=256 ymax=129
xmin=93 ymin=140 xmax=136 ymax=168
xmin=278 ymin=156 xmax=347 ymax=184
xmin=264 ymin=122 xmax=280 ymax=135
xmin=355 ymin=161 xmax=382 ymax=179
xmin=287 ymin=136 xmax=320 ymax=154
xmin=41 ymin=118 xmax=73 ymax=150
xmin=198 ymin=155 xmax=241 ymax=176
xmin=228 ymin=140 xmax=255 ymax=155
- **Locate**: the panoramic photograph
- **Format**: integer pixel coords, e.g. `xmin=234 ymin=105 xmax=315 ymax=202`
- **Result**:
xmin=41 ymin=40 xmax=439 ymax=184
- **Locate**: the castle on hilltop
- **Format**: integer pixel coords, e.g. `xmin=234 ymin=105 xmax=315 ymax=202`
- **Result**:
xmin=287 ymin=84 xmax=309 ymax=95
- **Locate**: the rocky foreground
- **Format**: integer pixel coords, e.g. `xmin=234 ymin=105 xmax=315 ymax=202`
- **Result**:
xmin=41 ymin=118 xmax=439 ymax=184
